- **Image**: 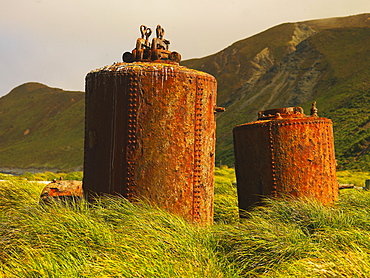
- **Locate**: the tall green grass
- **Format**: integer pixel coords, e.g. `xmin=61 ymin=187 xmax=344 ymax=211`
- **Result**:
xmin=2 ymin=168 xmax=370 ymax=277
xmin=0 ymin=180 xmax=234 ymax=277
xmin=214 ymin=166 xmax=239 ymax=224
xmin=215 ymin=192 xmax=370 ymax=277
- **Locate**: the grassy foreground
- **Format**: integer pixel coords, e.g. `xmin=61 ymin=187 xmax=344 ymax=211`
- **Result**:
xmin=1 ymin=168 xmax=370 ymax=277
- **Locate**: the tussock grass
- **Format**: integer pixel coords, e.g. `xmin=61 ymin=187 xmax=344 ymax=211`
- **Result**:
xmin=213 ymin=190 xmax=370 ymax=277
xmin=2 ymin=169 xmax=370 ymax=277
xmin=0 ymin=180 xmax=233 ymax=277
xmin=214 ymin=166 xmax=239 ymax=224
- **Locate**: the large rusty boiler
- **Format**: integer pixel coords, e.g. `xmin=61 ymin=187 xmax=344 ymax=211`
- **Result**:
xmin=233 ymin=103 xmax=338 ymax=212
xmin=83 ymin=25 xmax=221 ymax=224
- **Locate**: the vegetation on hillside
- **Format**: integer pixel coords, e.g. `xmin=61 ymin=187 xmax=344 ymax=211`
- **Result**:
xmin=183 ymin=14 xmax=370 ymax=170
xmin=0 ymin=14 xmax=369 ymax=172
xmin=306 ymin=28 xmax=370 ymax=170
xmin=0 ymin=83 xmax=84 ymax=171
xmin=1 ymin=168 xmax=370 ymax=277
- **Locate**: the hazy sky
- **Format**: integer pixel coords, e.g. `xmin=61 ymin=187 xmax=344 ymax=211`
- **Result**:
xmin=1 ymin=0 xmax=369 ymax=97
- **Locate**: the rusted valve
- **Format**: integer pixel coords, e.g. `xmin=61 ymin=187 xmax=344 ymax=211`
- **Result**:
xmin=40 ymin=179 xmax=83 ymax=203
xmin=123 ymin=24 xmax=181 ymax=63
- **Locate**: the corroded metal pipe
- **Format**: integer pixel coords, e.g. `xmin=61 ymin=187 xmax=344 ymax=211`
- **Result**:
xmin=40 ymin=180 xmax=83 ymax=203
xmin=233 ymin=104 xmax=338 ymax=212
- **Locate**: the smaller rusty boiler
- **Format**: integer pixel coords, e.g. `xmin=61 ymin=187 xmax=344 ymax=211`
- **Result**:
xmin=233 ymin=102 xmax=338 ymax=213
xmin=84 ymin=25 xmax=223 ymax=224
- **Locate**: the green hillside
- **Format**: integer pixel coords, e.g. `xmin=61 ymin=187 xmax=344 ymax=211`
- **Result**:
xmin=182 ymin=13 xmax=370 ymax=170
xmin=306 ymin=28 xmax=370 ymax=170
xmin=0 ymin=83 xmax=84 ymax=172
xmin=1 ymin=14 xmax=370 ymax=172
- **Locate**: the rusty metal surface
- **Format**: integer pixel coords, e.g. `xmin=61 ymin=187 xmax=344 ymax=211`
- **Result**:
xmin=258 ymin=107 xmax=304 ymax=120
xmin=40 ymin=180 xmax=83 ymax=202
xmin=84 ymin=62 xmax=217 ymax=224
xmin=234 ymin=106 xmax=338 ymax=212
xmin=123 ymin=25 xmax=181 ymax=64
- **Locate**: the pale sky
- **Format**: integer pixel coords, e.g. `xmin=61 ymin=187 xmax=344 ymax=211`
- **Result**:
xmin=1 ymin=0 xmax=369 ymax=97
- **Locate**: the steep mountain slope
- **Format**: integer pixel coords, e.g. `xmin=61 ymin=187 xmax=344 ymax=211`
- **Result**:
xmin=182 ymin=13 xmax=370 ymax=170
xmin=0 ymin=83 xmax=84 ymax=172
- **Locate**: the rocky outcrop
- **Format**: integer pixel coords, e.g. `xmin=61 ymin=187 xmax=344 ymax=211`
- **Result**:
xmin=287 ymin=24 xmax=317 ymax=53
xmin=251 ymin=39 xmax=325 ymax=110
xmin=248 ymin=47 xmax=275 ymax=85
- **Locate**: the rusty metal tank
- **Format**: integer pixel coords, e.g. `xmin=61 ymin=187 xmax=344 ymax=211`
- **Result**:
xmin=83 ymin=25 xmax=219 ymax=224
xmin=233 ymin=104 xmax=338 ymax=212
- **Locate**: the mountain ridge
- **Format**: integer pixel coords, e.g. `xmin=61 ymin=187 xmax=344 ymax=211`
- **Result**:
xmin=0 ymin=83 xmax=85 ymax=172
xmin=1 ymin=13 xmax=369 ymax=172
xmin=182 ymin=13 xmax=370 ymax=169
